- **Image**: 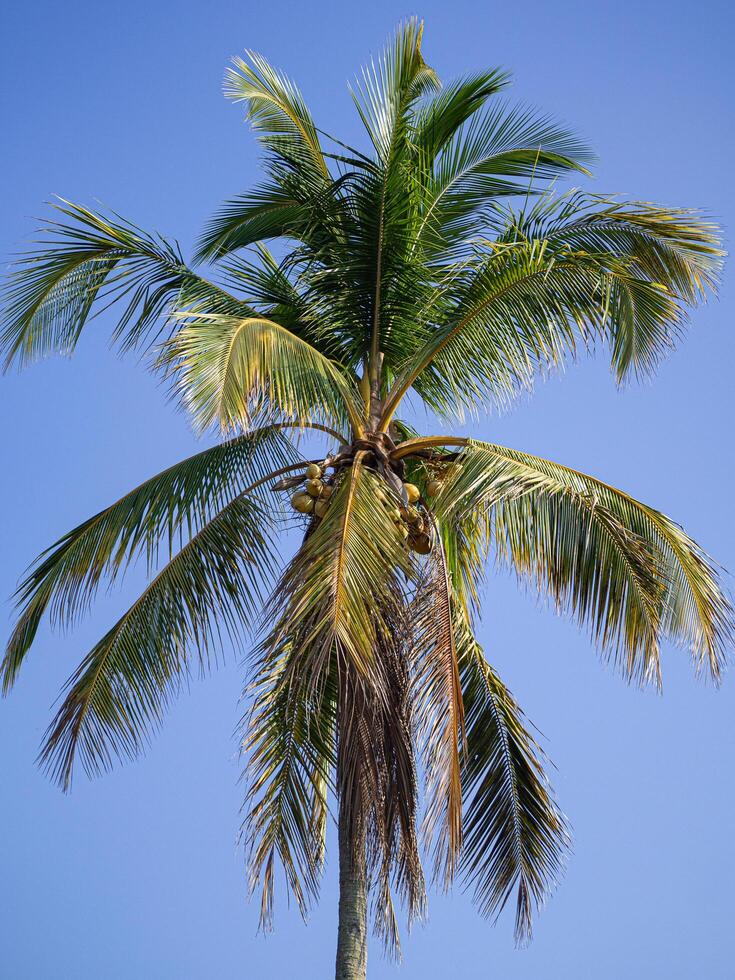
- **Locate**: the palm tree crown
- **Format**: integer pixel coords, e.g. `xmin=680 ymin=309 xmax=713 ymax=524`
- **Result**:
xmin=2 ymin=19 xmax=731 ymax=969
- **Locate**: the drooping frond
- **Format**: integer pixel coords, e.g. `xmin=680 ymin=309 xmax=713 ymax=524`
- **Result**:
xmin=39 ymin=494 xmax=278 ymax=790
xmin=413 ymin=528 xmax=465 ymax=887
xmin=2 ymin=426 xmax=299 ymax=693
xmin=0 ymin=201 xmax=249 ymax=368
xmin=195 ymin=183 xmax=314 ymax=261
xmin=241 ymin=634 xmax=337 ymax=929
xmin=432 ymin=440 xmax=733 ymax=683
xmin=263 ymin=455 xmax=414 ymax=683
xmin=164 ymin=312 xmax=363 ymax=434
xmin=455 ymin=610 xmax=569 ymax=944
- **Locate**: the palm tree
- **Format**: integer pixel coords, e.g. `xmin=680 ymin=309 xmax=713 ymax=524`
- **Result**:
xmin=2 ymin=19 xmax=731 ymax=979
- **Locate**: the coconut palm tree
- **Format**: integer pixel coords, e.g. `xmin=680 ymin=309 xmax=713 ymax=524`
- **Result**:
xmin=2 ymin=20 xmax=731 ymax=980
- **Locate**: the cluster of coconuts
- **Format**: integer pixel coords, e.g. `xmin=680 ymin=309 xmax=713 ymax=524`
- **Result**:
xmin=290 ymin=463 xmax=333 ymax=518
xmin=375 ymin=480 xmax=433 ymax=554
xmin=289 ymin=464 xmax=440 ymax=555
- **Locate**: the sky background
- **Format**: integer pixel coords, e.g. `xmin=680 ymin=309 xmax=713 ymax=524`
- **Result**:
xmin=1 ymin=1 xmax=734 ymax=978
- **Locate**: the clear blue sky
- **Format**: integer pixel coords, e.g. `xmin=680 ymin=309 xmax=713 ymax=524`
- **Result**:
xmin=1 ymin=2 xmax=733 ymax=978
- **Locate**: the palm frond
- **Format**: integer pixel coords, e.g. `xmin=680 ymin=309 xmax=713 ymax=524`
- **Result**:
xmin=39 ymin=494 xmax=277 ymax=790
xmin=224 ymin=50 xmax=329 ymax=180
xmin=350 ymin=18 xmax=440 ymax=164
xmin=1 ymin=200 xmax=248 ymax=368
xmin=456 ymin=610 xmax=569 ymax=944
xmin=241 ymin=634 xmax=337 ymax=928
xmin=381 ymin=195 xmax=722 ymax=425
xmin=433 ymin=440 xmax=733 ymax=683
xmin=247 ymin=459 xmax=425 ymax=946
xmin=2 ymin=426 xmax=299 ymax=694
xmin=412 ymin=70 xmax=512 ymax=162
xmin=263 ymin=455 xmax=414 ymax=683
xmin=195 ymin=183 xmax=312 ymax=261
xmin=164 ymin=312 xmax=363 ymax=434
xmin=413 ymin=103 xmax=593 ymax=258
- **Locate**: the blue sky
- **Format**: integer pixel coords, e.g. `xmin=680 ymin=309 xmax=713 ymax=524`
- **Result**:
xmin=1 ymin=1 xmax=733 ymax=977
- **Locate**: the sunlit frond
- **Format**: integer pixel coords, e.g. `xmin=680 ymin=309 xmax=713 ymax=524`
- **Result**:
xmin=164 ymin=312 xmax=363 ymax=434
xmin=433 ymin=440 xmax=733 ymax=683
xmin=225 ymin=50 xmax=330 ymax=180
xmin=350 ymin=18 xmax=439 ymax=163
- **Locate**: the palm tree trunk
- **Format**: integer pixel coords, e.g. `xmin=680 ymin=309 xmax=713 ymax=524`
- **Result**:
xmin=335 ymin=809 xmax=368 ymax=980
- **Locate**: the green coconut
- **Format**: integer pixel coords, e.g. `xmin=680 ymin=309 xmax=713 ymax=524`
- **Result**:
xmin=426 ymin=479 xmax=443 ymax=497
xmin=306 ymin=463 xmax=323 ymax=479
xmin=314 ymin=498 xmax=329 ymax=518
xmin=306 ymin=478 xmax=323 ymax=498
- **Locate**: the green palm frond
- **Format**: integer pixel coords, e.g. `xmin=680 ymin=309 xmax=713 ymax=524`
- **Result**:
xmin=2 ymin=426 xmax=299 ymax=694
xmin=349 ymin=18 xmax=440 ymax=164
xmin=411 ymin=70 xmax=512 ymax=161
xmin=164 ymin=312 xmax=364 ymax=434
xmin=432 ymin=440 xmax=732 ymax=683
xmin=40 ymin=493 xmax=278 ymax=790
xmin=380 ymin=195 xmax=722 ymax=425
xmin=195 ymin=183 xmax=312 ymax=261
xmin=0 ymin=200 xmax=249 ymax=368
xmin=413 ymin=103 xmax=593 ymax=259
xmin=456 ymin=610 xmax=569 ymax=944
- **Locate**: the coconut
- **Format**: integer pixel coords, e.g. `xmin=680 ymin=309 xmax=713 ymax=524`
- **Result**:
xmin=404 ymin=483 xmax=420 ymax=504
xmin=314 ymin=498 xmax=329 ymax=518
xmin=306 ymin=463 xmax=323 ymax=479
xmin=409 ymin=531 xmax=432 ymax=554
xmin=426 ymin=479 xmax=443 ymax=497
xmin=292 ymin=492 xmax=315 ymax=514
xmin=306 ymin=478 xmax=323 ymax=498
xmin=321 ymin=484 xmax=333 ymax=499
xmin=405 ymin=506 xmax=421 ymax=524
